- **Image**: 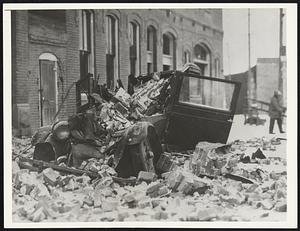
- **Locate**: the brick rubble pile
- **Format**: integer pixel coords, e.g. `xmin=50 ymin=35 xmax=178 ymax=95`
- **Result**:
xmin=12 ymin=137 xmax=287 ymax=222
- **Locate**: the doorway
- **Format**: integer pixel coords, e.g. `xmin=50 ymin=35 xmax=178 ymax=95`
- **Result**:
xmin=39 ymin=53 xmax=58 ymax=126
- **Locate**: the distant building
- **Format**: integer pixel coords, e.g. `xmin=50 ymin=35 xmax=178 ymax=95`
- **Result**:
xmin=11 ymin=9 xmax=224 ymax=135
xmin=225 ymin=66 xmax=256 ymax=114
xmin=225 ymin=57 xmax=286 ymax=114
xmin=256 ymin=58 xmax=280 ymax=104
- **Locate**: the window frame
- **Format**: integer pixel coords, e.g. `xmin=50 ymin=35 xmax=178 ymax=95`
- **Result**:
xmin=79 ymin=10 xmax=95 ymax=79
xmin=129 ymin=21 xmax=141 ymax=76
xmin=105 ymin=14 xmax=119 ymax=89
xmin=176 ymin=74 xmax=239 ymax=113
xmin=193 ymin=43 xmax=211 ymax=77
xmin=146 ymin=25 xmax=157 ymax=73
xmin=183 ymin=50 xmax=191 ymax=65
xmin=162 ymin=32 xmax=176 ymax=70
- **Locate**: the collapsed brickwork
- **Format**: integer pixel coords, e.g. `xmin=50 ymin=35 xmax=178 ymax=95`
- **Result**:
xmin=12 ymin=136 xmax=287 ymax=222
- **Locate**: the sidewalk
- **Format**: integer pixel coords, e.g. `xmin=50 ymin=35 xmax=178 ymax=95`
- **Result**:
xmin=228 ymin=114 xmax=286 ymax=142
xmin=228 ymin=114 xmax=286 ymax=159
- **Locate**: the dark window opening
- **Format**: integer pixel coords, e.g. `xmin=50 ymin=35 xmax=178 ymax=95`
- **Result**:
xmin=129 ymin=22 xmax=138 ymax=59
xmin=80 ymin=10 xmax=94 ymax=81
xmin=147 ymin=26 xmax=157 ymax=73
xmin=194 ymin=44 xmax=208 ymax=61
xmin=162 ymin=32 xmax=176 ymax=70
xmin=147 ymin=63 xmax=153 ymax=74
xmin=80 ymin=51 xmax=89 ymax=80
xmin=106 ymin=15 xmax=118 ymax=89
xmin=129 ymin=22 xmax=140 ymax=76
xmin=163 ymin=65 xmax=170 ymax=71
xmin=163 ymin=34 xmax=170 ymax=55
xmin=193 ymin=44 xmax=211 ymax=77
xmin=107 ymin=16 xmax=116 ymax=55
xmin=147 ymin=27 xmax=151 ymax=51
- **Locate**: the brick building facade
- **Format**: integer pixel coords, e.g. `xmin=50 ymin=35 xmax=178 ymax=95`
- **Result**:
xmin=11 ymin=9 xmax=224 ymax=135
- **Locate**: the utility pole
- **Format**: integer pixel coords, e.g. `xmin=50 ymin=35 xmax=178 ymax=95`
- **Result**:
xmin=248 ymin=9 xmax=251 ymax=74
xmin=247 ymin=8 xmax=253 ymax=110
xmin=278 ymin=8 xmax=283 ymax=92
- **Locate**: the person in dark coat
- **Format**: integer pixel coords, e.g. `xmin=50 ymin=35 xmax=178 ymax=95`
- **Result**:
xmin=269 ymin=90 xmax=285 ymax=134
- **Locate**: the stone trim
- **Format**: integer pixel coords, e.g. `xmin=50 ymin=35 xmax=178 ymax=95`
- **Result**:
xmin=28 ymin=34 xmax=67 ymax=47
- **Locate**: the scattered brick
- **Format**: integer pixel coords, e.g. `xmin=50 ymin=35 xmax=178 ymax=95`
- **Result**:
xmin=137 ymin=171 xmax=157 ymax=183
xmin=42 ymin=168 xmax=60 ymax=186
xmin=275 ymin=200 xmax=287 ymax=212
xmin=146 ymin=181 xmax=164 ymax=196
xmin=101 ymin=198 xmax=119 ymax=212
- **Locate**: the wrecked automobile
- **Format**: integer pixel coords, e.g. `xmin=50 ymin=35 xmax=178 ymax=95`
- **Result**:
xmin=25 ymin=65 xmax=241 ymax=179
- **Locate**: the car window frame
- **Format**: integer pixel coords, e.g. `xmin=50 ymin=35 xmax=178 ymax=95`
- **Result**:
xmin=172 ymin=71 xmax=241 ymax=115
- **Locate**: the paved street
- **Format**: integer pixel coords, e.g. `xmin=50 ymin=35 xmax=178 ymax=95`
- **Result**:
xmin=228 ymin=114 xmax=286 ymax=159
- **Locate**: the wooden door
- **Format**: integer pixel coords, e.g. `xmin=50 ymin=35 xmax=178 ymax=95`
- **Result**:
xmin=40 ymin=60 xmax=56 ymax=126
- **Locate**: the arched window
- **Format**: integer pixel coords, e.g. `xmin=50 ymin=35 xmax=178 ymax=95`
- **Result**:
xmin=193 ymin=43 xmax=211 ymax=76
xmin=162 ymin=32 xmax=176 ymax=71
xmin=192 ymin=44 xmax=211 ymax=104
xmin=147 ymin=26 xmax=157 ymax=74
xmin=106 ymin=15 xmax=119 ymax=89
xmin=183 ymin=50 xmax=191 ymax=65
xmin=129 ymin=21 xmax=140 ymax=76
xmin=79 ymin=10 xmax=95 ymax=80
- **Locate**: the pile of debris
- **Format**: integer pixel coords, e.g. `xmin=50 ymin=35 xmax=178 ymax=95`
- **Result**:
xmin=11 ymin=68 xmax=287 ymax=222
xmin=12 ymin=137 xmax=33 ymax=157
xmin=94 ymin=71 xmax=171 ymax=121
xmin=12 ymin=137 xmax=287 ymax=222
xmin=27 ymin=71 xmax=174 ymax=172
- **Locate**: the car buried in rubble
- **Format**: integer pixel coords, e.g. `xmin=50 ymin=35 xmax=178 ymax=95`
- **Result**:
xmin=73 ymin=67 xmax=241 ymax=177
xmin=76 ymin=69 xmax=241 ymax=151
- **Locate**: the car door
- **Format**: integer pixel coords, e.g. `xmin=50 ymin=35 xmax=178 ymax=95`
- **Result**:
xmin=165 ymin=71 xmax=241 ymax=150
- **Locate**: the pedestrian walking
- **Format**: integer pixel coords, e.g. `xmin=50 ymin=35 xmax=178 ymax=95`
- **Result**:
xmin=269 ymin=90 xmax=285 ymax=134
